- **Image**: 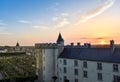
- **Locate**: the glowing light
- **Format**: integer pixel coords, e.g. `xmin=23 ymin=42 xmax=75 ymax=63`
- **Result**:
xmin=100 ymin=40 xmax=107 ymax=45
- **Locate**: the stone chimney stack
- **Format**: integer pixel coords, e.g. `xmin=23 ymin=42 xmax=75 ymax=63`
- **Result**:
xmin=77 ymin=42 xmax=80 ymax=46
xmin=71 ymin=43 xmax=74 ymax=46
xmin=110 ymin=40 xmax=115 ymax=53
xmin=84 ymin=43 xmax=91 ymax=48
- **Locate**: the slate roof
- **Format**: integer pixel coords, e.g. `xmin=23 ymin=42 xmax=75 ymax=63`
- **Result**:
xmin=59 ymin=47 xmax=120 ymax=63
xmin=56 ymin=33 xmax=64 ymax=44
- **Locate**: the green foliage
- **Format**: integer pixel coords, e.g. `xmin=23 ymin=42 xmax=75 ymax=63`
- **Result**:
xmin=0 ymin=52 xmax=26 ymax=56
xmin=0 ymin=54 xmax=36 ymax=80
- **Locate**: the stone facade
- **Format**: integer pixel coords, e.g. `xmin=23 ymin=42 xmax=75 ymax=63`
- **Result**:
xmin=35 ymin=33 xmax=120 ymax=82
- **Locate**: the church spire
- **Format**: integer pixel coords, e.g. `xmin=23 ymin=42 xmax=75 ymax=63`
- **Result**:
xmin=56 ymin=33 xmax=64 ymax=44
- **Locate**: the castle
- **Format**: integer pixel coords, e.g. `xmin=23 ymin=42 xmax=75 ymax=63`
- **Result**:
xmin=35 ymin=33 xmax=120 ymax=82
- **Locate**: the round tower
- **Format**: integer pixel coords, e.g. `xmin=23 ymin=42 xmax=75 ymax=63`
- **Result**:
xmin=35 ymin=43 xmax=59 ymax=82
xmin=35 ymin=33 xmax=64 ymax=82
xmin=56 ymin=33 xmax=64 ymax=54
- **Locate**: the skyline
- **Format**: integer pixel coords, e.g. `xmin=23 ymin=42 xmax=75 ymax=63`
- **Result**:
xmin=0 ymin=0 xmax=120 ymax=46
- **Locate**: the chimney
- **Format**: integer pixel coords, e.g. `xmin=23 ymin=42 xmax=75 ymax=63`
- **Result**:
xmin=84 ymin=43 xmax=91 ymax=48
xmin=71 ymin=43 xmax=74 ymax=46
xmin=77 ymin=42 xmax=80 ymax=46
xmin=110 ymin=40 xmax=115 ymax=53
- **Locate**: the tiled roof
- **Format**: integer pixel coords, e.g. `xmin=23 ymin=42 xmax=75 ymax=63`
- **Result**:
xmin=59 ymin=47 xmax=120 ymax=63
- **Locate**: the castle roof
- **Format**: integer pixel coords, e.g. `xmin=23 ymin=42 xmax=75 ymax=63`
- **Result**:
xmin=56 ymin=33 xmax=64 ymax=44
xmin=59 ymin=47 xmax=120 ymax=63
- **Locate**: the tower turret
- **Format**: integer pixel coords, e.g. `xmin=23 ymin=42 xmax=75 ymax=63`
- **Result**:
xmin=56 ymin=33 xmax=64 ymax=54
xmin=56 ymin=33 xmax=64 ymax=45
xmin=16 ymin=42 xmax=20 ymax=47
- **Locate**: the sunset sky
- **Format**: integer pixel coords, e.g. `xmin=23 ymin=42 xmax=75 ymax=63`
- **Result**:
xmin=0 ymin=0 xmax=120 ymax=46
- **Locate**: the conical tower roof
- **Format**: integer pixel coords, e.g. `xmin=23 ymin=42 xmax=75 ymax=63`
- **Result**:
xmin=16 ymin=42 xmax=20 ymax=47
xmin=56 ymin=33 xmax=64 ymax=44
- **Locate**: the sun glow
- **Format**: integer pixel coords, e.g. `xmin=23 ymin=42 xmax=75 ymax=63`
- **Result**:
xmin=100 ymin=40 xmax=107 ymax=45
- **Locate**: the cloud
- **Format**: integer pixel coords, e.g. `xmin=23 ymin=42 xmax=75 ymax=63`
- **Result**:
xmin=52 ymin=12 xmax=70 ymax=29
xmin=54 ymin=18 xmax=70 ymax=28
xmin=61 ymin=13 xmax=69 ymax=17
xmin=47 ymin=2 xmax=59 ymax=11
xmin=0 ymin=20 xmax=6 ymax=26
xmin=52 ymin=17 xmax=59 ymax=21
xmin=96 ymin=37 xmax=105 ymax=39
xmin=0 ymin=32 xmax=12 ymax=35
xmin=80 ymin=37 xmax=106 ymax=40
xmin=52 ymin=12 xmax=69 ymax=21
xmin=33 ymin=25 xmax=49 ymax=30
xmin=18 ymin=20 xmax=31 ymax=24
xmin=80 ymin=37 xmax=90 ymax=39
xmin=0 ymin=26 xmax=12 ymax=35
xmin=76 ymin=0 xmax=115 ymax=24
xmin=0 ymin=22 xmax=6 ymax=26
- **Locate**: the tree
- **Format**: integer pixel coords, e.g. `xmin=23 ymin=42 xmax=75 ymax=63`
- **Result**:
xmin=52 ymin=76 xmax=57 ymax=82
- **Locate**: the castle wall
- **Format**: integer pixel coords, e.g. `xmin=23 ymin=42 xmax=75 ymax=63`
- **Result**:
xmin=35 ymin=48 xmax=43 ymax=82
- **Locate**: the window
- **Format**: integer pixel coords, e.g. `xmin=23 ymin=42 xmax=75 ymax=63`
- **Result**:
xmin=113 ymin=75 xmax=118 ymax=80
xmin=64 ymin=76 xmax=69 ymax=82
xmin=83 ymin=61 xmax=87 ymax=68
xmin=97 ymin=63 xmax=102 ymax=70
xmin=83 ymin=71 xmax=87 ymax=78
xmin=63 ymin=59 xmax=67 ymax=65
xmin=113 ymin=75 xmax=119 ymax=82
xmin=75 ymin=79 xmax=78 ymax=82
xmin=113 ymin=64 xmax=119 ymax=72
xmin=98 ymin=73 xmax=102 ymax=81
xmin=63 ymin=67 xmax=67 ymax=74
xmin=74 ymin=60 xmax=78 ymax=66
xmin=74 ymin=69 xmax=78 ymax=75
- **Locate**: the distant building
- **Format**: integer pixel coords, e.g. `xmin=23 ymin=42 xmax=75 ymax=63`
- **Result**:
xmin=35 ymin=33 xmax=120 ymax=82
xmin=0 ymin=42 xmax=35 ymax=55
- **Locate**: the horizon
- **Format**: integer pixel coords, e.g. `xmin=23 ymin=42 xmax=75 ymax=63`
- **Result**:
xmin=0 ymin=0 xmax=120 ymax=46
xmin=1 ymin=39 xmax=120 ymax=46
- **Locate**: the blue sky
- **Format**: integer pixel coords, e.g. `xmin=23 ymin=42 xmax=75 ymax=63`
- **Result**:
xmin=0 ymin=0 xmax=120 ymax=46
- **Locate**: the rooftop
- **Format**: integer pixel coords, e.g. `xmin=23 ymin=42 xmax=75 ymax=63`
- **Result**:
xmin=59 ymin=47 xmax=120 ymax=63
